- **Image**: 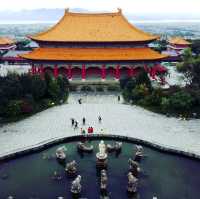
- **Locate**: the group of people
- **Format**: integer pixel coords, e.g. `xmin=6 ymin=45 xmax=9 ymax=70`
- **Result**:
xmin=81 ymin=126 xmax=94 ymax=135
xmin=71 ymin=118 xmax=79 ymax=129
xmin=70 ymin=115 xmax=103 ymax=135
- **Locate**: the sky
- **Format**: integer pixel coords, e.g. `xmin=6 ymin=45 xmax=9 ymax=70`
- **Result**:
xmin=0 ymin=0 xmax=200 ymax=15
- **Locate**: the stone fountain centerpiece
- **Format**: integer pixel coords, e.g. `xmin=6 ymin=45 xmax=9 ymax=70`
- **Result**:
xmin=71 ymin=175 xmax=82 ymax=195
xmin=65 ymin=160 xmax=77 ymax=176
xmin=96 ymin=140 xmax=108 ymax=168
xmin=127 ymin=172 xmax=138 ymax=194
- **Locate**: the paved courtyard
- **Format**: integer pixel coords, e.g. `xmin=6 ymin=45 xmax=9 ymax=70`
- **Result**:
xmin=0 ymin=93 xmax=200 ymax=158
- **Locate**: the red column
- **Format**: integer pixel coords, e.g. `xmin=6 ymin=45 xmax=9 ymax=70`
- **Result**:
xmin=144 ymin=64 xmax=148 ymax=73
xmin=65 ymin=67 xmax=68 ymax=78
xmin=31 ymin=64 xmax=35 ymax=75
xmin=149 ymin=67 xmax=152 ymax=78
xmin=132 ymin=68 xmax=136 ymax=76
xmin=39 ymin=64 xmax=44 ymax=76
xmin=101 ymin=64 xmax=106 ymax=80
xmin=32 ymin=64 xmax=37 ymax=75
xmin=53 ymin=65 xmax=58 ymax=78
xmin=35 ymin=67 xmax=38 ymax=74
xmin=82 ymin=64 xmax=86 ymax=80
xmin=115 ymin=65 xmax=120 ymax=80
xmin=68 ymin=65 xmax=72 ymax=80
xmin=37 ymin=67 xmax=40 ymax=74
xmin=151 ymin=66 xmax=156 ymax=80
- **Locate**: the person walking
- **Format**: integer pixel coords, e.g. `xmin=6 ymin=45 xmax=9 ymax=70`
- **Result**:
xmin=82 ymin=128 xmax=86 ymax=135
xmin=71 ymin=118 xmax=75 ymax=126
xmin=91 ymin=127 xmax=94 ymax=134
xmin=82 ymin=117 xmax=86 ymax=125
xmin=78 ymin=98 xmax=82 ymax=104
xmin=74 ymin=121 xmax=78 ymax=130
xmin=118 ymin=95 xmax=120 ymax=102
xmin=98 ymin=115 xmax=102 ymax=123
xmin=81 ymin=128 xmax=86 ymax=135
xmin=100 ymin=128 xmax=104 ymax=135
xmin=88 ymin=127 xmax=91 ymax=134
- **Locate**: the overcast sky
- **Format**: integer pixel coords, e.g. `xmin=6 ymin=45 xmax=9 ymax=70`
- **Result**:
xmin=1 ymin=0 xmax=200 ymax=15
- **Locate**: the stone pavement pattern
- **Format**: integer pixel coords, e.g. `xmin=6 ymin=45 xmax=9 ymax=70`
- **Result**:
xmin=0 ymin=93 xmax=200 ymax=157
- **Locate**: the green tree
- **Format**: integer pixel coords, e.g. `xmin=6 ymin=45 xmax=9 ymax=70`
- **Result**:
xmin=19 ymin=74 xmax=32 ymax=95
xmin=57 ymin=75 xmax=69 ymax=102
xmin=31 ymin=75 xmax=47 ymax=101
xmin=177 ymin=48 xmax=200 ymax=88
xmin=6 ymin=100 xmax=23 ymax=117
xmin=191 ymin=39 xmax=200 ymax=55
xmin=169 ymin=91 xmax=193 ymax=111
xmin=47 ymin=78 xmax=60 ymax=103
xmin=135 ymin=68 xmax=152 ymax=90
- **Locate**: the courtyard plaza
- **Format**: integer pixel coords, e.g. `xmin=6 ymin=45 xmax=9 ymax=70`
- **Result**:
xmin=0 ymin=93 xmax=199 ymax=159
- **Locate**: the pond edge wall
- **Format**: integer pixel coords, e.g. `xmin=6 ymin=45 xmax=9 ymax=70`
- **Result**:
xmin=0 ymin=134 xmax=200 ymax=161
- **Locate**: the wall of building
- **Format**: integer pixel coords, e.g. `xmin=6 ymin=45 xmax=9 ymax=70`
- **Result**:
xmin=37 ymin=41 xmax=149 ymax=48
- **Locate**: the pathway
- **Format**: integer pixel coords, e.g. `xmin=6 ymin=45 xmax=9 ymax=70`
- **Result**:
xmin=0 ymin=93 xmax=199 ymax=158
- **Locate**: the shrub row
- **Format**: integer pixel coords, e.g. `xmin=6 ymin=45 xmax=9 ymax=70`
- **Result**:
xmin=121 ymin=70 xmax=200 ymax=118
xmin=0 ymin=73 xmax=70 ymax=120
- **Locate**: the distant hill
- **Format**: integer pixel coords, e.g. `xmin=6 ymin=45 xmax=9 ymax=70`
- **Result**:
xmin=0 ymin=8 xmax=88 ymax=22
xmin=0 ymin=8 xmax=200 ymax=23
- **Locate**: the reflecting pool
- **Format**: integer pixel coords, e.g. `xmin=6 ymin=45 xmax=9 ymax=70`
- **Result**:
xmin=0 ymin=138 xmax=200 ymax=199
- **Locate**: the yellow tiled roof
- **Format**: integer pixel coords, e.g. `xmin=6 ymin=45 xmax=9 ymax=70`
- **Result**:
xmin=29 ymin=9 xmax=158 ymax=42
xmin=20 ymin=47 xmax=167 ymax=61
xmin=0 ymin=37 xmax=15 ymax=45
xmin=169 ymin=37 xmax=191 ymax=45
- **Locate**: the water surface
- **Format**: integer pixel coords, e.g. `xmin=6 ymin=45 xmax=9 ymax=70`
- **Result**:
xmin=0 ymin=139 xmax=200 ymax=199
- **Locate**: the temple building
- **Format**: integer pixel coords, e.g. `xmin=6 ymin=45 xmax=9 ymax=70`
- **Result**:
xmin=167 ymin=37 xmax=191 ymax=56
xmin=21 ymin=9 xmax=167 ymax=81
xmin=0 ymin=37 xmax=16 ymax=52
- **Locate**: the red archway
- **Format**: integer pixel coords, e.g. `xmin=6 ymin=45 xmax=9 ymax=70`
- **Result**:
xmin=86 ymin=67 xmax=101 ymax=79
xmin=72 ymin=67 xmax=82 ymax=79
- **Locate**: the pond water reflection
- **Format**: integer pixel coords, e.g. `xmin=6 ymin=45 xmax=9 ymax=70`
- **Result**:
xmin=0 ymin=138 xmax=200 ymax=199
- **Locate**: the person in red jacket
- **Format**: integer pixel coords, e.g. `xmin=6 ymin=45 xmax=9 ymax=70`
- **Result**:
xmin=88 ymin=127 xmax=91 ymax=134
xmin=91 ymin=127 xmax=94 ymax=134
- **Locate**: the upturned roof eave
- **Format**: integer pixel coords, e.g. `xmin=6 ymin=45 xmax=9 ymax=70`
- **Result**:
xmin=20 ymin=55 xmax=168 ymax=62
xmin=29 ymin=36 xmax=158 ymax=43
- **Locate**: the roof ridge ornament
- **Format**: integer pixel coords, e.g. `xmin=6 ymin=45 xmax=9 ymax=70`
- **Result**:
xmin=117 ymin=8 xmax=122 ymax=14
xmin=65 ymin=8 xmax=69 ymax=14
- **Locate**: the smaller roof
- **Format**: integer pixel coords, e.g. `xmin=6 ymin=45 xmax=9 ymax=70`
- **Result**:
xmin=25 ymin=41 xmax=39 ymax=48
xmin=3 ymin=50 xmax=30 ymax=58
xmin=169 ymin=37 xmax=191 ymax=45
xmin=0 ymin=37 xmax=15 ymax=45
xmin=20 ymin=47 xmax=168 ymax=61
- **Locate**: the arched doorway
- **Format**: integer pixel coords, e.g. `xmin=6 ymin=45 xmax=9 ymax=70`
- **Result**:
xmin=58 ymin=67 xmax=67 ymax=78
xmin=44 ymin=67 xmax=53 ymax=76
xmin=120 ymin=67 xmax=129 ymax=78
xmin=106 ymin=67 xmax=115 ymax=80
xmin=72 ymin=67 xmax=82 ymax=80
xmin=86 ymin=67 xmax=101 ymax=80
xmin=132 ymin=67 xmax=141 ymax=77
